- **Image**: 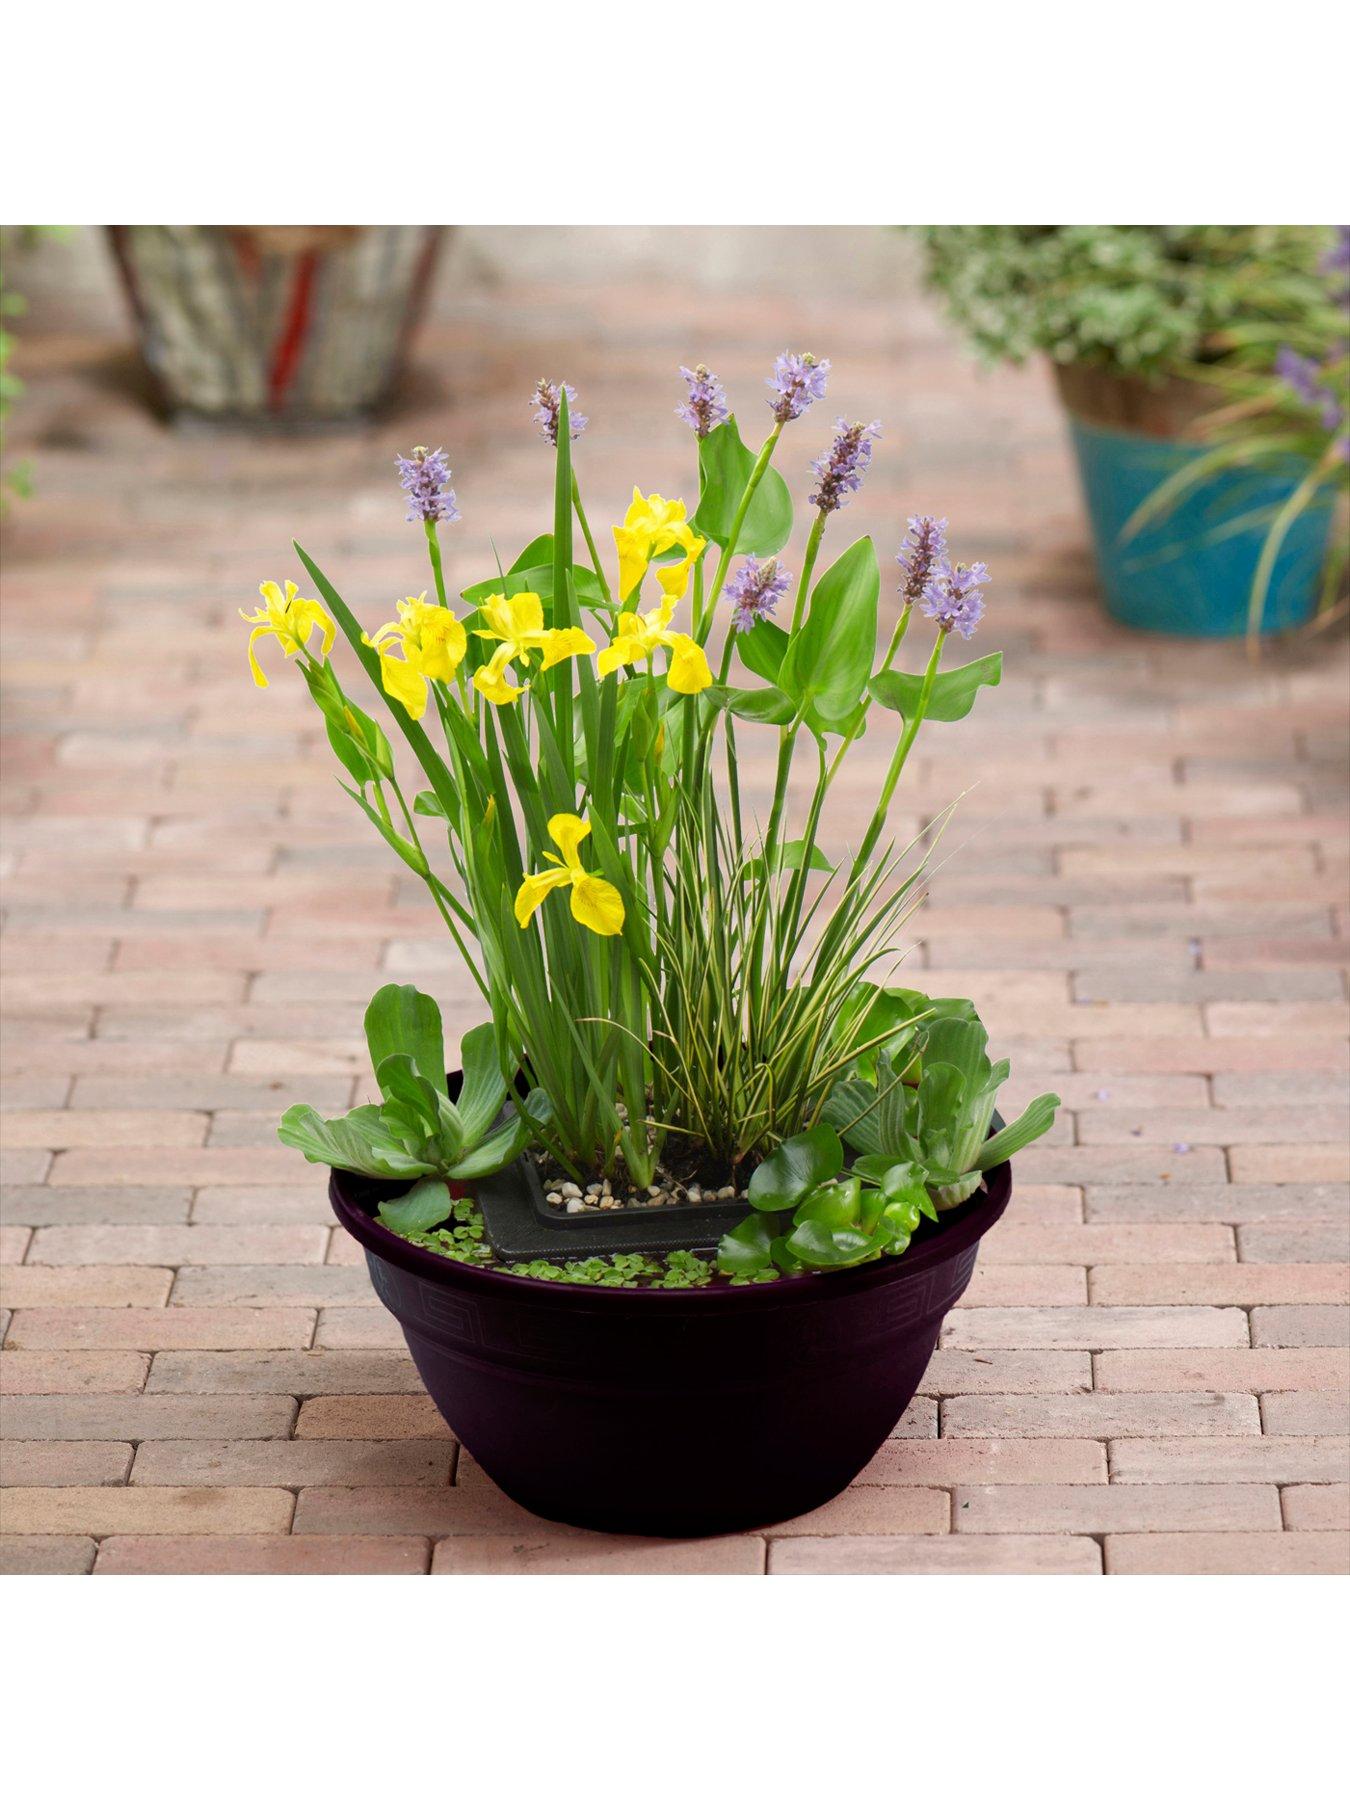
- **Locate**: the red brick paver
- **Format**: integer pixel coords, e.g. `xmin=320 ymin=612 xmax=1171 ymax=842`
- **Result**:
xmin=2 ymin=228 xmax=1347 ymax=1574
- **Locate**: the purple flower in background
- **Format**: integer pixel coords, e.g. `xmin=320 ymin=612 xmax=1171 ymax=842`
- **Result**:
xmin=809 ymin=417 xmax=881 ymax=514
xmin=1321 ymin=225 xmax=1350 ymax=284
xmin=767 ymin=351 xmax=830 ymax=424
xmin=676 ymin=364 xmax=730 ymax=438
xmin=725 ymin=555 xmax=792 ymax=633
xmin=895 ymin=515 xmax=948 ymax=605
xmin=1275 ymin=346 xmax=1343 ymax=431
xmin=532 ymin=379 xmax=588 ymax=446
xmin=396 ymin=447 xmax=459 ymax=526
xmin=921 ymin=559 xmax=990 ymax=640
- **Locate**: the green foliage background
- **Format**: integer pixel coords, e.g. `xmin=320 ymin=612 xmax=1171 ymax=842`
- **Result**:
xmin=920 ymin=225 xmax=1340 ymax=377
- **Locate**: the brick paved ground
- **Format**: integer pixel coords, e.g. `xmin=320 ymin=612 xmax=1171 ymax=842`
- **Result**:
xmin=2 ymin=229 xmax=1347 ymax=1574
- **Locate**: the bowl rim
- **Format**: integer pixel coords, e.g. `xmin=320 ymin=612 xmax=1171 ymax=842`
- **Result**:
xmin=329 ymin=1154 xmax=1012 ymax=1312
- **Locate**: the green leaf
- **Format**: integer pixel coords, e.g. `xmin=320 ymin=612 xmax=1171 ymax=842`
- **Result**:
xmin=460 ymin=563 xmax=609 ymax=612
xmin=735 ymin=619 xmax=790 ymax=687
xmin=376 ymin=1177 xmax=455 ymax=1234
xmin=785 ymin=1218 xmax=875 ymax=1269
xmin=445 ymin=1114 xmax=528 ymax=1180
xmin=743 ymin=837 xmax=834 ymax=881
xmin=277 ymin=1104 xmax=435 ymax=1179
xmin=705 ymin=683 xmax=797 ymax=727
xmin=413 ymin=790 xmax=447 ymax=818
xmin=374 ymin=1053 xmax=442 ymax=1124
xmin=820 ymin=1080 xmax=887 ymax=1156
xmin=509 ymin=534 xmax=555 ymax=573
xmin=921 ymin=1017 xmax=990 ymax=1096
xmin=747 ymin=1124 xmax=844 ymax=1211
xmin=779 ymin=538 xmax=879 ymax=706
xmin=793 ymin=1176 xmax=862 ymax=1231
xmin=832 ymin=983 xmax=933 ymax=1082
xmin=716 ymin=1212 xmax=776 ymax=1275
xmin=691 ymin=415 xmax=793 ymax=556
xmin=294 ymin=544 xmax=472 ymax=824
xmin=447 ymin=1087 xmax=552 ymax=1180
xmin=869 ymin=653 xmax=1003 ymax=723
xmin=454 ymin=1022 xmax=510 ymax=1145
xmin=882 ymin=1159 xmax=936 ymax=1202
xmin=338 ymin=783 xmax=429 ymax=877
xmin=364 ymin=985 xmax=446 ymax=1095
xmin=975 ymin=1092 xmax=1061 ymax=1170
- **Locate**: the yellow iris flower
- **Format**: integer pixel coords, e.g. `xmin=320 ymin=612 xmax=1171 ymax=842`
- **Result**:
xmin=514 ymin=813 xmax=625 ymax=937
xmin=240 ymin=580 xmax=335 ymax=687
xmin=362 ymin=594 xmax=467 ymax=722
xmin=471 ymin=591 xmax=595 ymax=706
xmin=612 ymin=489 xmax=707 ymax=603
xmin=596 ymin=592 xmax=712 ymax=694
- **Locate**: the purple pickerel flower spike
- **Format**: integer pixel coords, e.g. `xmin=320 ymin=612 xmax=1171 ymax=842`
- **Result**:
xmin=725 ymin=555 xmax=793 ymax=633
xmin=809 ymin=417 xmax=881 ymax=515
xmin=396 ymin=447 xmax=459 ymax=526
xmin=676 ymin=364 xmax=729 ymax=439
xmin=532 ymin=379 xmax=588 ymax=446
xmin=921 ymin=558 xmax=990 ymax=640
xmin=895 ymin=515 xmax=948 ymax=605
xmin=767 ymin=351 xmax=830 ymax=424
xmin=1275 ymin=346 xmax=1344 ymax=432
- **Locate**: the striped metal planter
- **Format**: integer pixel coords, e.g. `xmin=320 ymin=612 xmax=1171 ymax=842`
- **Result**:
xmin=108 ymin=225 xmax=444 ymax=423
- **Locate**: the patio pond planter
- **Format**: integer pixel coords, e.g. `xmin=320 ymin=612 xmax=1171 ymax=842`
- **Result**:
xmin=108 ymin=225 xmax=445 ymax=424
xmin=1054 ymin=364 xmax=1338 ymax=637
xmin=329 ymin=1148 xmax=1012 ymax=1538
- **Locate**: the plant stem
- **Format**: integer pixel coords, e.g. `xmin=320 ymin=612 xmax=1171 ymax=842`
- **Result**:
xmin=849 ymin=629 xmax=946 ymax=879
xmin=424 ymin=520 xmax=449 ymax=608
xmin=698 ymin=422 xmax=782 ymax=647
xmin=571 ymin=473 xmax=612 ymax=606
xmin=788 ymin=510 xmax=826 ymax=636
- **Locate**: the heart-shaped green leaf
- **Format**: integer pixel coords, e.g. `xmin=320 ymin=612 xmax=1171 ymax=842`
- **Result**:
xmin=779 ymin=538 xmax=879 ymax=707
xmin=785 ymin=1219 xmax=876 ymax=1268
xmin=706 ymin=684 xmax=798 ymax=727
xmin=736 ymin=618 xmax=790 ymax=688
xmin=793 ymin=1176 xmax=863 ymax=1232
xmin=747 ymin=1124 xmax=844 ymax=1211
xmin=869 ymin=652 xmax=1002 ymax=723
xmin=716 ymin=1211 xmax=776 ymax=1275
xmin=692 ymin=415 xmax=793 ymax=555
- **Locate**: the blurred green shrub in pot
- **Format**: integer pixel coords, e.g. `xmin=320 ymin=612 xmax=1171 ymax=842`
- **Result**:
xmin=920 ymin=226 xmax=1348 ymax=634
xmin=920 ymin=226 xmax=1340 ymax=376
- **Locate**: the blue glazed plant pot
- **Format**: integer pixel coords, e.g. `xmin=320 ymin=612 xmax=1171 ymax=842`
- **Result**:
xmin=1065 ymin=412 xmax=1336 ymax=638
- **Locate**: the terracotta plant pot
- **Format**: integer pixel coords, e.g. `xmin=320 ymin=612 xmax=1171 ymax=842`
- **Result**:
xmin=107 ymin=224 xmax=445 ymax=423
xmin=330 ymin=1152 xmax=1012 ymax=1537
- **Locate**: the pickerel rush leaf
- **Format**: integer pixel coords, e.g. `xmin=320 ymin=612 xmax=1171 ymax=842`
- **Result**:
xmin=869 ymin=652 xmax=1003 ymax=723
xmin=692 ymin=415 xmax=793 ymax=555
xmin=779 ymin=538 xmax=879 ymax=710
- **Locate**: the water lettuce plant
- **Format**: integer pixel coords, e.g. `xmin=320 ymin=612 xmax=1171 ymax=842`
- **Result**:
xmin=253 ymin=353 xmax=1059 ymax=1278
xmin=278 ymin=984 xmax=548 ymax=1233
xmin=720 ymin=999 xmax=1057 ymax=1276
